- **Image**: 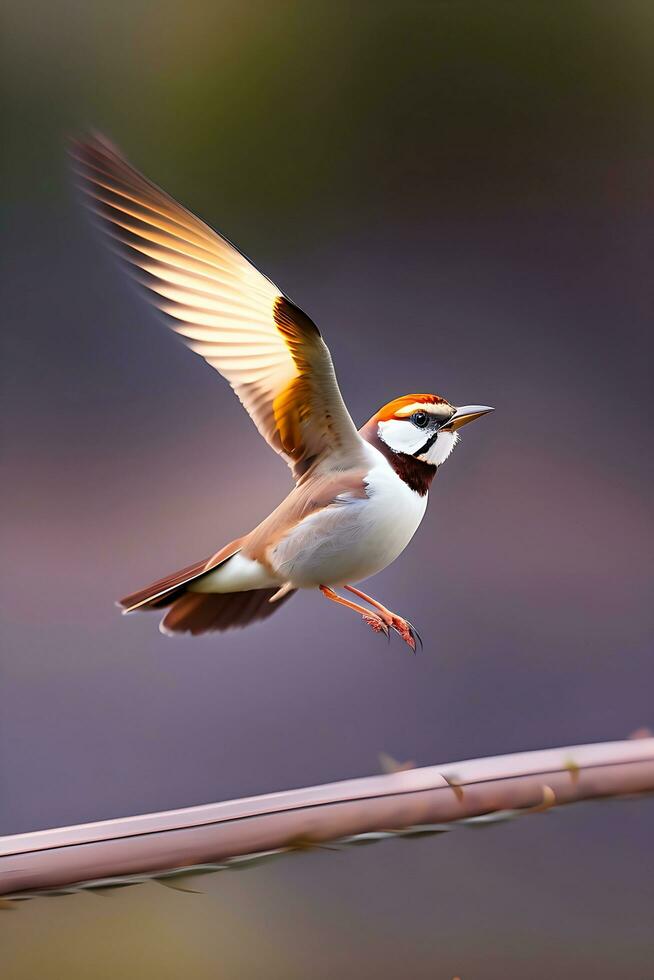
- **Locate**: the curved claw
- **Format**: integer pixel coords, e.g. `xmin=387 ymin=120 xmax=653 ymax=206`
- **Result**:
xmin=389 ymin=617 xmax=421 ymax=653
xmin=403 ymin=627 xmax=417 ymax=654
xmin=407 ymin=620 xmax=424 ymax=652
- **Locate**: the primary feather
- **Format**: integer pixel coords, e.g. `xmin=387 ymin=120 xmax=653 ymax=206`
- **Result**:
xmin=72 ymin=134 xmax=365 ymax=481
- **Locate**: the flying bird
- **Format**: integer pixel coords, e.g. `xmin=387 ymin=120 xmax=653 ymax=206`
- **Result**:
xmin=73 ymin=135 xmax=493 ymax=650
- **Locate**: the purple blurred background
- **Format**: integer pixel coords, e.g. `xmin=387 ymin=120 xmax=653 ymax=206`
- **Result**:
xmin=2 ymin=2 xmax=653 ymax=977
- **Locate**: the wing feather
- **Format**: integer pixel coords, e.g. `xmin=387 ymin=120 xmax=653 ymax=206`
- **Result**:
xmin=73 ymin=135 xmax=365 ymax=480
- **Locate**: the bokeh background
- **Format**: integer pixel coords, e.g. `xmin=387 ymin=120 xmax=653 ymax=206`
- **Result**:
xmin=2 ymin=1 xmax=653 ymax=977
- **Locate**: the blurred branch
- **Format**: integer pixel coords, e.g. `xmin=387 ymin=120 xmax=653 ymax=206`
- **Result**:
xmin=2 ymin=738 xmax=652 ymax=902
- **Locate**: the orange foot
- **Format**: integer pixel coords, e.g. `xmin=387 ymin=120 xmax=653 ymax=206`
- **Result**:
xmin=387 ymin=616 xmax=421 ymax=652
xmin=363 ymin=613 xmax=390 ymax=639
xmin=342 ymin=585 xmax=423 ymax=654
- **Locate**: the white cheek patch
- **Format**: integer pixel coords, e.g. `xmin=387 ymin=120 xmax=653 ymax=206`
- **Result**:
xmin=377 ymin=419 xmax=426 ymax=456
xmin=378 ymin=420 xmax=460 ymax=466
xmin=418 ymin=431 xmax=459 ymax=466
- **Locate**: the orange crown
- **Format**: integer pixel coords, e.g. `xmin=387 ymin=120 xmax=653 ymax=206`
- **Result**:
xmin=374 ymin=393 xmax=449 ymax=422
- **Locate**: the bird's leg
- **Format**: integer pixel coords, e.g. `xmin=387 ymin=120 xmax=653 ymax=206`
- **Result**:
xmin=343 ymin=585 xmax=421 ymax=652
xmin=319 ymin=585 xmax=389 ymax=639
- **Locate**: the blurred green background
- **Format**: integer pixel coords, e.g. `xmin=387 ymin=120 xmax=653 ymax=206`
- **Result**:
xmin=2 ymin=1 xmax=653 ymax=977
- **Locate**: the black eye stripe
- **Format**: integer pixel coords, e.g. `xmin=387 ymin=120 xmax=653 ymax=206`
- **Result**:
xmin=415 ymin=430 xmax=439 ymax=456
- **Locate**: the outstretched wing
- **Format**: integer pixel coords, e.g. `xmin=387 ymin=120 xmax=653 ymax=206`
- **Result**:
xmin=73 ymin=135 xmax=365 ymax=481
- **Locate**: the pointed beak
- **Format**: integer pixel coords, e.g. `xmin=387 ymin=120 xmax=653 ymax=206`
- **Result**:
xmin=441 ymin=405 xmax=494 ymax=431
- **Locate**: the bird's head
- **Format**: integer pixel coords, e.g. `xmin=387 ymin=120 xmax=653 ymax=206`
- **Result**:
xmin=367 ymin=394 xmax=494 ymax=467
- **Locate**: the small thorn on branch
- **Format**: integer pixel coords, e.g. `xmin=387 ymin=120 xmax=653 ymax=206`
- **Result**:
xmin=524 ymin=784 xmax=556 ymax=814
xmin=442 ymin=771 xmax=465 ymax=802
xmin=564 ymin=758 xmax=581 ymax=785
xmin=379 ymin=752 xmax=416 ymax=774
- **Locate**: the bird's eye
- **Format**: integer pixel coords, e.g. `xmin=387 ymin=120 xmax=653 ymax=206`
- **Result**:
xmin=411 ymin=411 xmax=429 ymax=428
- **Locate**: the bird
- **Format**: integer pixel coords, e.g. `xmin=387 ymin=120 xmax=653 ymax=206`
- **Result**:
xmin=72 ymin=134 xmax=493 ymax=651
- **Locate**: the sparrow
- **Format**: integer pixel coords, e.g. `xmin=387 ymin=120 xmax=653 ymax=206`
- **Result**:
xmin=73 ymin=135 xmax=493 ymax=650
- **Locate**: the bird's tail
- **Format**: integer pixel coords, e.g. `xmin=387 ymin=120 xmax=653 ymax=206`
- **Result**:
xmin=118 ymin=539 xmax=296 ymax=635
xmin=158 ymin=588 xmax=295 ymax=636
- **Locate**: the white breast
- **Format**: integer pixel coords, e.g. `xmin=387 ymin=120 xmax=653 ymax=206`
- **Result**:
xmin=270 ymin=447 xmax=428 ymax=589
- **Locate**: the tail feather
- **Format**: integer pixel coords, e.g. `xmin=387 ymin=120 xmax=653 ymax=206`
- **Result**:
xmin=119 ymin=538 xmax=245 ymax=612
xmin=118 ymin=537 xmax=296 ymax=635
xmin=160 ymin=587 xmax=296 ymax=636
xmin=119 ymin=556 xmax=213 ymax=612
